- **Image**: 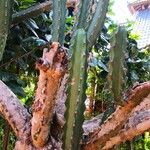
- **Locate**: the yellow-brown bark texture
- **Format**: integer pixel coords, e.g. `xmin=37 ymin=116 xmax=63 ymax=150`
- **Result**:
xmin=31 ymin=42 xmax=68 ymax=148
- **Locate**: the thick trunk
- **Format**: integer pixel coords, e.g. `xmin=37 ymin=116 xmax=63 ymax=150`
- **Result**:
xmin=102 ymin=94 xmax=150 ymax=150
xmin=31 ymin=42 xmax=68 ymax=148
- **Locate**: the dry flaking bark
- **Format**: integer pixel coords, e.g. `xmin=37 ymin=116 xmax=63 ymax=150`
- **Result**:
xmin=103 ymin=110 xmax=150 ymax=150
xmin=102 ymin=94 xmax=150 ymax=149
xmin=31 ymin=42 xmax=68 ymax=148
xmin=91 ymin=94 xmax=150 ymax=150
xmin=82 ymin=81 xmax=150 ymax=150
xmin=55 ymin=74 xmax=68 ymax=117
xmin=50 ymin=74 xmax=69 ymax=141
xmin=0 ymin=80 xmax=31 ymax=145
xmin=15 ymin=137 xmax=62 ymax=150
xmin=15 ymin=74 xmax=69 ymax=150
xmin=83 ymin=93 xmax=150 ymax=136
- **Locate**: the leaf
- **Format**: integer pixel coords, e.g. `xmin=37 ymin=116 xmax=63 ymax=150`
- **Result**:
xmin=89 ymin=57 xmax=98 ymax=67
xmin=0 ymin=71 xmax=25 ymax=97
xmin=98 ymin=60 xmax=108 ymax=72
xmin=22 ymin=37 xmax=46 ymax=46
xmin=27 ymin=18 xmax=39 ymax=29
xmin=0 ymin=71 xmax=18 ymax=82
xmin=18 ymin=58 xmax=28 ymax=70
xmin=23 ymin=21 xmax=39 ymax=37
xmin=131 ymin=71 xmax=139 ymax=81
xmin=7 ymin=82 xmax=25 ymax=97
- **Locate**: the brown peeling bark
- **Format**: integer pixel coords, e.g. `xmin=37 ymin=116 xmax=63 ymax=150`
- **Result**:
xmin=83 ymin=94 xmax=150 ymax=142
xmin=102 ymin=94 xmax=150 ymax=149
xmin=0 ymin=80 xmax=31 ymax=145
xmin=15 ymin=136 xmax=62 ymax=150
xmin=83 ymin=81 xmax=150 ymax=150
xmin=31 ymin=42 xmax=68 ymax=148
xmin=83 ymin=112 xmax=150 ymax=150
xmin=103 ymin=111 xmax=150 ymax=150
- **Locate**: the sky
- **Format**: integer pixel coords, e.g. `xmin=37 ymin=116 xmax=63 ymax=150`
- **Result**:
xmin=112 ymin=0 xmax=134 ymax=23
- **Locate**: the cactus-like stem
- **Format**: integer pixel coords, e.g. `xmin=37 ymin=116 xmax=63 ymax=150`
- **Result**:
xmin=63 ymin=29 xmax=87 ymax=150
xmin=84 ymin=0 xmax=97 ymax=31
xmin=108 ymin=26 xmax=127 ymax=105
xmin=51 ymin=0 xmax=67 ymax=45
xmin=59 ymin=0 xmax=67 ymax=45
xmin=87 ymin=0 xmax=109 ymax=49
xmin=51 ymin=0 xmax=61 ymax=42
xmin=76 ymin=0 xmax=91 ymax=29
xmin=72 ymin=0 xmax=92 ymax=37
xmin=0 ymin=0 xmax=12 ymax=60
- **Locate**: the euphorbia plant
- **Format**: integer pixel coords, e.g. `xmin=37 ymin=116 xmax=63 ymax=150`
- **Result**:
xmin=0 ymin=0 xmax=150 ymax=150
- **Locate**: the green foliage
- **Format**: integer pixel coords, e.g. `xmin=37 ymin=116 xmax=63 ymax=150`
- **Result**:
xmin=0 ymin=118 xmax=16 ymax=150
xmin=144 ymin=132 xmax=150 ymax=150
xmin=127 ymin=37 xmax=150 ymax=84
xmin=21 ymin=78 xmax=36 ymax=105
xmin=0 ymin=71 xmax=25 ymax=97
xmin=16 ymin=0 xmax=36 ymax=9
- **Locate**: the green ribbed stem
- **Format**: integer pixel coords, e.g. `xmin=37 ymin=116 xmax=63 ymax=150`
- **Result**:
xmin=108 ymin=26 xmax=127 ymax=105
xmin=63 ymin=29 xmax=87 ymax=150
xmin=0 ymin=0 xmax=12 ymax=60
xmin=51 ymin=0 xmax=67 ymax=45
xmin=87 ymin=0 xmax=109 ymax=49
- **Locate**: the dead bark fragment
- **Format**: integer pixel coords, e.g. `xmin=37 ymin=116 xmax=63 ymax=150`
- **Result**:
xmin=83 ymin=81 xmax=150 ymax=150
xmin=0 ymin=80 xmax=31 ymax=144
xmin=31 ymin=42 xmax=68 ymax=148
